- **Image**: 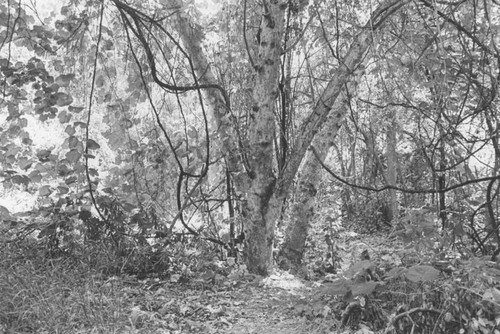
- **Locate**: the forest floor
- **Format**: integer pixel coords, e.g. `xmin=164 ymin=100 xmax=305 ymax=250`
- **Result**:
xmin=0 ymin=236 xmax=378 ymax=334
xmin=1 ymin=232 xmax=500 ymax=334
xmin=135 ymin=275 xmax=326 ymax=334
xmin=0 ymin=264 xmax=344 ymax=334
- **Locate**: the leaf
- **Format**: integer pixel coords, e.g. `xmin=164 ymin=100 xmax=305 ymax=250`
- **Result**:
xmin=68 ymin=106 xmax=84 ymax=113
xmin=12 ymin=175 xmax=30 ymax=187
xmin=39 ymin=185 xmax=52 ymax=197
xmin=19 ymin=118 xmax=28 ymax=127
xmin=74 ymin=121 xmax=87 ymax=128
xmin=88 ymin=168 xmax=99 ymax=176
xmin=95 ymin=75 xmax=105 ymax=88
xmin=65 ymin=176 xmax=77 ymax=185
xmin=405 ymin=265 xmax=440 ymax=282
xmin=29 ymin=170 xmax=42 ymax=183
xmin=36 ymin=149 xmax=52 ymax=162
xmin=8 ymin=125 xmax=21 ymax=136
xmin=58 ymin=110 xmax=72 ymax=123
xmin=57 ymin=186 xmax=69 ymax=194
xmin=454 ymin=222 xmax=465 ymax=237
xmin=86 ymin=139 xmax=100 ymax=150
xmin=386 ymin=267 xmax=407 ymax=279
xmin=351 ymin=281 xmax=379 ymax=296
xmin=0 ymin=205 xmax=11 ymax=218
xmin=79 ymin=210 xmax=92 ymax=220
xmin=68 ymin=136 xmax=79 ymax=148
xmin=65 ymin=125 xmax=75 ymax=136
xmin=52 ymin=92 xmax=73 ymax=106
xmin=483 ymin=288 xmax=500 ymax=304
xmin=66 ymin=149 xmax=81 ymax=163
xmin=187 ymin=126 xmax=198 ymax=139
xmin=320 ymin=278 xmax=350 ymax=296
xmin=18 ymin=157 xmax=33 ymax=170
xmin=57 ymin=164 xmax=71 ymax=177
xmin=344 ymin=260 xmax=375 ymax=279
xmin=129 ymin=139 xmax=138 ymax=149
xmin=55 ymin=74 xmax=74 ymax=87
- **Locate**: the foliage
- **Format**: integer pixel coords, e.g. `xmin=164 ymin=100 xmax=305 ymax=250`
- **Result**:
xmin=0 ymin=240 xmax=130 ymax=333
xmin=293 ymin=253 xmax=500 ymax=333
xmin=1 ymin=0 xmax=500 ymax=331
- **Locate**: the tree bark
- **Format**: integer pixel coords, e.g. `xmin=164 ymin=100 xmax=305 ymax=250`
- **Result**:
xmin=281 ymin=82 xmax=358 ymax=267
xmin=242 ymin=0 xmax=286 ymax=275
xmin=386 ymin=110 xmax=399 ymax=221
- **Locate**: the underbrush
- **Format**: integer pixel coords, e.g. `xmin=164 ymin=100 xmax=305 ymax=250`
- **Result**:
xmin=2 ymin=221 xmax=500 ymax=334
xmin=0 ymin=240 xmax=164 ymax=333
xmin=293 ymin=254 xmax=500 ymax=334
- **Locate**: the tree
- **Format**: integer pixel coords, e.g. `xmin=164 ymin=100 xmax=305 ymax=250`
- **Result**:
xmin=1 ymin=0 xmax=499 ymax=277
xmin=110 ymin=0 xmax=409 ymax=275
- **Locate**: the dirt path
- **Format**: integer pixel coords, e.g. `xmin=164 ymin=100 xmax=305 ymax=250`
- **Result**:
xmin=140 ymin=274 xmax=332 ymax=334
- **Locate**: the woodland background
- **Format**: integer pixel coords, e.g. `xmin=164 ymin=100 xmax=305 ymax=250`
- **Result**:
xmin=0 ymin=0 xmax=500 ymax=333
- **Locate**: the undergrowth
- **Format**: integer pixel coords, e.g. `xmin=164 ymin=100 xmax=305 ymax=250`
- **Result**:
xmin=0 ymin=240 xmax=161 ymax=334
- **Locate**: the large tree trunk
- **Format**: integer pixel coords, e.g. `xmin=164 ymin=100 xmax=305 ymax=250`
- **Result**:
xmin=173 ymin=0 xmax=286 ymax=275
xmin=242 ymin=0 xmax=286 ymax=275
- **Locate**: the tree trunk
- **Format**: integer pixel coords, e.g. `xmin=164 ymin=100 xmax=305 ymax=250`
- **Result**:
xmin=279 ymin=0 xmax=410 ymax=269
xmin=241 ymin=0 xmax=286 ymax=276
xmin=281 ymin=82 xmax=358 ymax=268
xmin=386 ymin=110 xmax=399 ymax=221
xmin=484 ymin=111 xmax=500 ymax=248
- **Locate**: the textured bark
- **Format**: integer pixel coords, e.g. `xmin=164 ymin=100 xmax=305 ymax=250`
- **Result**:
xmin=281 ymin=85 xmax=356 ymax=267
xmin=242 ymin=0 xmax=286 ymax=276
xmin=386 ymin=110 xmax=399 ymax=221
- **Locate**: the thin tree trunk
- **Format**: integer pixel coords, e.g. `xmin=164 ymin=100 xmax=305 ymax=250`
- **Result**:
xmin=386 ymin=110 xmax=399 ymax=221
xmin=484 ymin=111 xmax=500 ymax=249
xmin=281 ymin=83 xmax=357 ymax=268
xmin=279 ymin=0 xmax=411 ymax=268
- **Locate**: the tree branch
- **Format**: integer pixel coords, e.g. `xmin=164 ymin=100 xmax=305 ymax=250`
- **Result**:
xmin=311 ymin=146 xmax=500 ymax=194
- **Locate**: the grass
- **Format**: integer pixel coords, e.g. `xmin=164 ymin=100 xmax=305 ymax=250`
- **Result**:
xmin=0 ymin=240 xmax=148 ymax=334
